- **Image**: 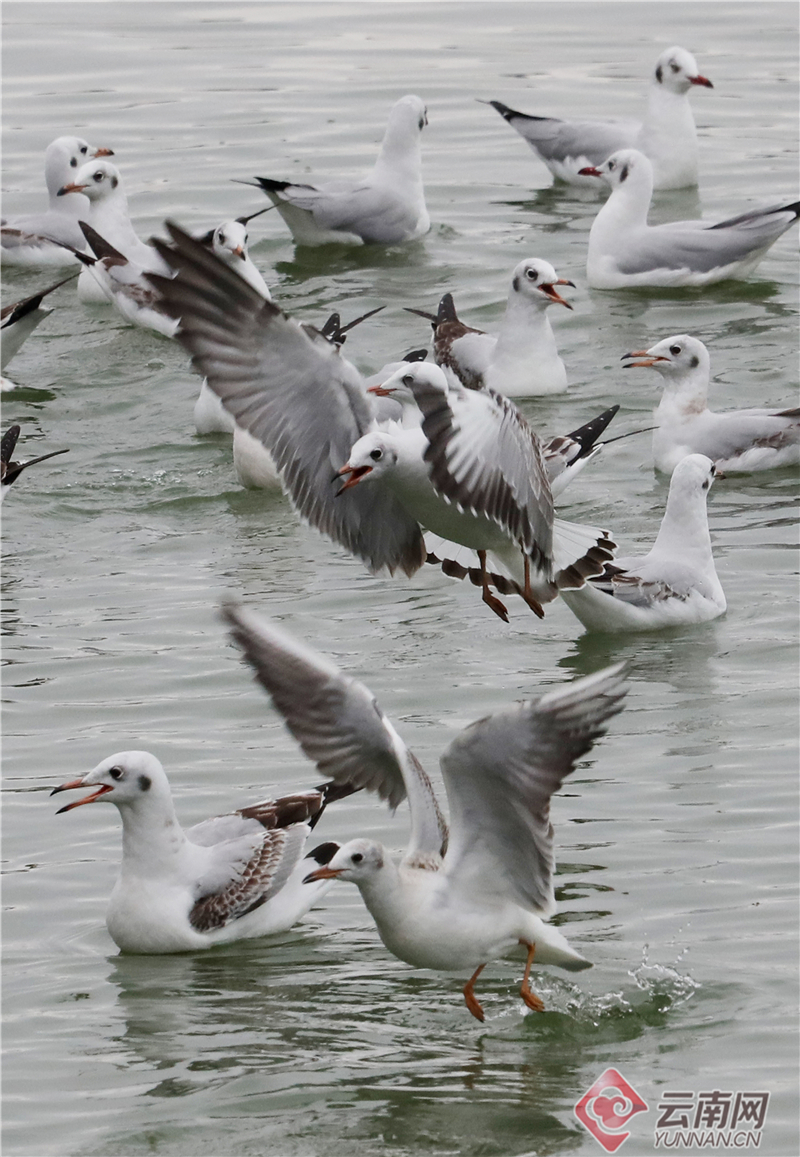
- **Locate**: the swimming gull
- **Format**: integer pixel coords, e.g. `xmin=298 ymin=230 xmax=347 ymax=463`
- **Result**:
xmin=405 ymin=258 xmax=574 ymax=396
xmin=623 ymin=334 xmax=800 ymax=473
xmin=485 ymin=45 xmax=712 ymax=191
xmin=244 ymin=94 xmax=430 ymax=245
xmin=561 ymin=454 xmax=726 ymax=632
xmin=578 ymin=149 xmax=799 ymax=288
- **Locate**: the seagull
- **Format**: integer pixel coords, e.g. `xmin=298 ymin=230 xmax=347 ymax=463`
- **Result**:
xmin=1 ymin=136 xmax=114 ymax=265
xmin=48 ymin=605 xmax=371 ymax=954
xmin=561 ymin=455 xmax=726 ymax=632
xmin=370 ymin=362 xmax=620 ymax=497
xmin=485 ymin=45 xmax=712 ymax=191
xmin=405 ymin=258 xmax=574 ymax=397
xmin=148 ymin=225 xmax=615 ymax=622
xmin=296 ymin=653 xmax=628 ymax=1022
xmin=57 ymin=158 xmax=169 ymax=301
xmin=244 ymin=94 xmax=430 ymax=245
xmin=1 ymin=273 xmax=77 ymax=378
xmin=623 ymin=334 xmax=800 ymax=474
xmin=1 ymin=424 xmax=69 ymax=502
xmin=578 ymin=149 xmax=800 ymax=288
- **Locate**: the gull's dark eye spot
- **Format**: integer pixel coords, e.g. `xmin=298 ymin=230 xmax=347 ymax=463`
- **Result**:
xmin=138 ymin=775 xmax=151 ymax=792
xmin=670 ymin=61 xmax=681 ymax=73
xmin=418 ymin=116 xmax=425 ymax=131
xmin=620 ymin=164 xmax=629 ymax=183
xmin=402 ymin=374 xmax=413 ymax=386
xmin=109 ymin=766 xmax=123 ymax=781
xmin=525 ymin=267 xmax=538 ymax=281
xmin=702 ymin=480 xmax=710 ymax=490
xmin=607 ymin=160 xmax=616 ymax=172
xmin=218 ymin=232 xmax=226 ymax=245
xmin=369 ymin=449 xmax=383 ymax=462
xmin=351 ymin=852 xmax=363 ymax=864
xmin=710 ymin=464 xmax=716 ymax=476
xmin=690 ymin=355 xmax=699 ymax=368
xmin=655 ymin=65 xmax=663 ymax=83
xmin=70 ymin=157 xmax=78 ymax=168
xmin=110 ymin=175 xmax=118 ymax=189
xmin=93 ymin=171 xmax=104 ymax=183
xmin=670 ymin=344 xmax=682 ymax=356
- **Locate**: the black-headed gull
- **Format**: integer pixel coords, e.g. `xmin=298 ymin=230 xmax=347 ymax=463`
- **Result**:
xmin=405 ymin=258 xmax=574 ymax=397
xmin=561 ymin=455 xmax=726 ymax=632
xmin=58 ymin=158 xmax=169 ymax=301
xmin=623 ymin=335 xmax=800 ymax=474
xmin=1 ymin=136 xmax=114 ymax=265
xmin=148 ymin=226 xmax=615 ymax=622
xmin=48 ymin=604 xmax=377 ymax=954
xmin=303 ymin=661 xmax=627 ymax=1021
xmin=486 ymin=45 xmax=712 ymax=191
xmin=1 ymin=425 xmax=69 ymax=502
xmin=578 ymin=149 xmax=799 ymax=288
xmin=245 ymin=94 xmax=430 ymax=245
xmin=1 ymin=273 xmax=77 ymax=379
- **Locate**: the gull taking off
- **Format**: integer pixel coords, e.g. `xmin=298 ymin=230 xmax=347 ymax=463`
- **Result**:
xmin=486 ymin=46 xmax=712 ymax=191
xmin=245 ymin=95 xmax=430 ymax=245
xmin=579 ymin=149 xmax=799 ymax=288
xmin=623 ymin=334 xmax=800 ymax=474
xmin=561 ymin=455 xmax=726 ymax=632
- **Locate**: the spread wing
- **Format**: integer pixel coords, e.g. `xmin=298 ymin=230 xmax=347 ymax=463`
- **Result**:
xmin=222 ymin=603 xmax=448 ymax=857
xmin=440 ymin=664 xmax=627 ymax=916
xmin=148 ymin=223 xmax=425 ymax=576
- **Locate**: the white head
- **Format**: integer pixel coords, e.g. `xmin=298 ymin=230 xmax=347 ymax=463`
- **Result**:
xmin=579 ymin=148 xmax=654 ymax=198
xmin=509 ymin=258 xmax=574 ymax=311
xmin=380 ymin=94 xmax=428 ymax=158
xmin=302 ymin=837 xmax=387 ymax=888
xmin=57 ymin=158 xmax=124 ymax=203
xmin=51 ymin=750 xmax=171 ymax=813
xmin=623 ymin=334 xmax=710 ymax=387
xmin=668 ymin=453 xmax=717 ymax=500
xmin=337 ymin=431 xmax=401 ymax=491
xmin=212 ymin=220 xmax=249 ymax=264
xmin=368 ymin=360 xmax=449 ymax=407
xmin=652 ymin=46 xmax=712 ymax=95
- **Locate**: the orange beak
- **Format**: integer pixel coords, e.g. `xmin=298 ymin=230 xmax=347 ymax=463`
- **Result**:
xmin=232 ymin=246 xmax=245 ymax=259
xmin=51 ymin=779 xmax=113 ymax=813
xmin=303 ymin=865 xmax=343 ymax=884
xmin=335 ymin=463 xmax=372 ymax=494
xmin=540 ymin=279 xmax=575 ymax=309
xmin=92 ymin=147 xmax=115 ymax=157
xmin=690 ymin=75 xmax=713 ymax=88
xmin=367 ymin=383 xmax=395 ymax=397
xmin=621 ymin=350 xmax=669 ymax=368
xmin=57 ymin=182 xmax=86 ymax=197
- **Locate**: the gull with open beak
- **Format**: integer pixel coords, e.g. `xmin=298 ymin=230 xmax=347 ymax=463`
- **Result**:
xmin=405 ymin=258 xmax=574 ymax=396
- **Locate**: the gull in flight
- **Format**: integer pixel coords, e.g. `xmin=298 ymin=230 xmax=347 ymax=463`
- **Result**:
xmin=405 ymin=258 xmax=574 ymax=397
xmin=561 ymin=454 xmax=726 ymax=632
xmin=148 ymin=225 xmax=615 ymax=622
xmin=578 ymin=149 xmax=799 ymax=288
xmin=485 ymin=45 xmax=712 ymax=191
xmin=622 ymin=334 xmax=800 ymax=474
xmin=243 ymin=94 xmax=430 ymax=245
xmin=1 ymin=136 xmax=114 ymax=265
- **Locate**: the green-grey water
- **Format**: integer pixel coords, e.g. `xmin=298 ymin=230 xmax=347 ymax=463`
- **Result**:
xmin=2 ymin=3 xmax=798 ymax=1155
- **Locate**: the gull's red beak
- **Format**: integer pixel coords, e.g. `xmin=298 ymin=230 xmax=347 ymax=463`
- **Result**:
xmin=57 ymin=182 xmax=86 ymax=197
xmin=578 ymin=165 xmax=602 ymax=178
xmin=335 ymin=463 xmax=372 ymax=494
xmin=367 ymin=383 xmax=395 ymax=397
xmin=51 ymin=779 xmax=114 ymax=813
xmin=621 ymin=349 xmax=670 ymax=368
xmin=540 ymin=280 xmax=575 ymax=309
xmin=92 ymin=147 xmax=115 ymax=157
xmin=690 ymin=74 xmax=713 ymax=88
xmin=303 ymin=865 xmax=343 ymax=884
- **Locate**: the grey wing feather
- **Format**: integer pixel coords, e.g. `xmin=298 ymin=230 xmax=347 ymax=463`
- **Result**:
xmin=148 ymin=223 xmax=425 ymax=577
xmin=440 ymin=664 xmax=627 ymax=915
xmin=222 ymin=604 xmax=448 ymax=855
xmin=409 ymin=378 xmax=555 ymax=572
xmin=491 ymin=104 xmax=637 ymax=165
